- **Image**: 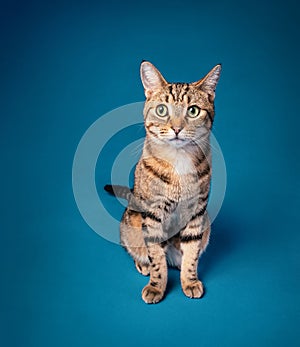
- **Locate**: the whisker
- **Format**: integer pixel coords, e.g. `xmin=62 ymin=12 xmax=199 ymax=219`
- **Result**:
xmin=131 ymin=140 xmax=145 ymax=156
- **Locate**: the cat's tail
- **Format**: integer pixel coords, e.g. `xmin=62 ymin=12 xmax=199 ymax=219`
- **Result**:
xmin=104 ymin=185 xmax=133 ymax=201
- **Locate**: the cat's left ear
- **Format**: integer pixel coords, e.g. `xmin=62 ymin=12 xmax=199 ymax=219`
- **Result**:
xmin=193 ymin=64 xmax=222 ymax=101
xmin=140 ymin=61 xmax=167 ymax=98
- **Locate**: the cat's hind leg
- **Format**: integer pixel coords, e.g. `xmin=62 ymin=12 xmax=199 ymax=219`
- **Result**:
xmin=120 ymin=208 xmax=150 ymax=276
xmin=134 ymin=260 xmax=150 ymax=276
xmin=166 ymin=235 xmax=182 ymax=270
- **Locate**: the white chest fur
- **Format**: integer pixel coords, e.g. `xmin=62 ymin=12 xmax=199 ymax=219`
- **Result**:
xmin=173 ymin=150 xmax=195 ymax=175
xmin=144 ymin=142 xmax=197 ymax=176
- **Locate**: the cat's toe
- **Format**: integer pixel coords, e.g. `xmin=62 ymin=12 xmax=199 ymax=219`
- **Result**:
xmin=135 ymin=261 xmax=150 ymax=276
xmin=142 ymin=284 xmax=164 ymax=304
xmin=182 ymin=280 xmax=204 ymax=298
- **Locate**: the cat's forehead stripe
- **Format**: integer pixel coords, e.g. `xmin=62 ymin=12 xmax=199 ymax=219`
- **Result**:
xmin=167 ymin=83 xmax=190 ymax=102
xmin=148 ymin=82 xmax=213 ymax=113
xmin=156 ymin=83 xmax=192 ymax=104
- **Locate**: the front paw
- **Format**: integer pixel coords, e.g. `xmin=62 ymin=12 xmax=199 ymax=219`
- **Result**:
xmin=142 ymin=284 xmax=164 ymax=304
xmin=182 ymin=280 xmax=204 ymax=298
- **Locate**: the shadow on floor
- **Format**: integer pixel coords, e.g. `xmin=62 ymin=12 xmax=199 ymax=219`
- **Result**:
xmin=199 ymin=214 xmax=242 ymax=282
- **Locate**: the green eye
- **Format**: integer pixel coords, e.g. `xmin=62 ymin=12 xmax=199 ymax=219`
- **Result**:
xmin=187 ymin=105 xmax=200 ymax=118
xmin=156 ymin=104 xmax=168 ymax=117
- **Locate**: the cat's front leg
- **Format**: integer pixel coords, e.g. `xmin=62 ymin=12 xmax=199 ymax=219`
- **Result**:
xmin=180 ymin=215 xmax=210 ymax=299
xmin=141 ymin=213 xmax=168 ymax=304
xmin=142 ymin=241 xmax=167 ymax=304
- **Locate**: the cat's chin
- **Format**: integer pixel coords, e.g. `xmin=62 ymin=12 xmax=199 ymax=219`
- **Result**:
xmin=168 ymin=138 xmax=188 ymax=148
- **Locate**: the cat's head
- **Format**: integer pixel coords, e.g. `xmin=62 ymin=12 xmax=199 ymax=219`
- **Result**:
xmin=140 ymin=61 xmax=221 ymax=148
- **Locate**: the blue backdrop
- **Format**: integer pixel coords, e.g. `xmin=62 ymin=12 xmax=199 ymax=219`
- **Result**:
xmin=1 ymin=0 xmax=299 ymax=346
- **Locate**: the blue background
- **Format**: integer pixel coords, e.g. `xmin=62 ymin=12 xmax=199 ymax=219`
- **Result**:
xmin=1 ymin=0 xmax=299 ymax=346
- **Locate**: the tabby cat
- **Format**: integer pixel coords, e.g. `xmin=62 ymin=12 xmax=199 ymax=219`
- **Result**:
xmin=105 ymin=61 xmax=221 ymax=303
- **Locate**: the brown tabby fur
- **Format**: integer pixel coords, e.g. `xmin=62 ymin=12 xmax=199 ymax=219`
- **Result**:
xmin=118 ymin=61 xmax=221 ymax=303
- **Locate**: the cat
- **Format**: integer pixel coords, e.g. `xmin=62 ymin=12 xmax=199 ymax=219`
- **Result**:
xmin=105 ymin=61 xmax=221 ymax=303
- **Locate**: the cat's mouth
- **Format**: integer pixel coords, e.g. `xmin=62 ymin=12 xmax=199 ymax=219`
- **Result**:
xmin=169 ymin=137 xmax=187 ymax=146
xmin=170 ymin=137 xmax=184 ymax=142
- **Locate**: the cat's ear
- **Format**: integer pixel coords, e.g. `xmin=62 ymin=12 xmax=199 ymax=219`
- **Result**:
xmin=140 ymin=61 xmax=167 ymax=98
xmin=193 ymin=64 xmax=222 ymax=101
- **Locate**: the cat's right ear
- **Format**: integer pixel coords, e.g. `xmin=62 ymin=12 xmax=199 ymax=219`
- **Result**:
xmin=140 ymin=61 xmax=167 ymax=98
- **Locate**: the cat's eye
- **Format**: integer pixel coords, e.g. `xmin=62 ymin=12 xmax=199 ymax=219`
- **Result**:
xmin=156 ymin=104 xmax=168 ymax=117
xmin=187 ymin=105 xmax=200 ymax=118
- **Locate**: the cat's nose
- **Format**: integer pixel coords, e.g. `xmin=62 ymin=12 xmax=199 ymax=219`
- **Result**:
xmin=172 ymin=127 xmax=182 ymax=135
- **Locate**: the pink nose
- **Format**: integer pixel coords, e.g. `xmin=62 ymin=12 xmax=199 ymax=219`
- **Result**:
xmin=172 ymin=127 xmax=182 ymax=135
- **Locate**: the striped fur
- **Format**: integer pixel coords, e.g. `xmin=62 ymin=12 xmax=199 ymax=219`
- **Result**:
xmin=118 ymin=61 xmax=221 ymax=303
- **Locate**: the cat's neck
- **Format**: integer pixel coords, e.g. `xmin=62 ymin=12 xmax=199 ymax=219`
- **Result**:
xmin=142 ymin=135 xmax=210 ymax=175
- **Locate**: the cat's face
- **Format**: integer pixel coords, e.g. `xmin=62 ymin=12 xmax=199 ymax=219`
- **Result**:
xmin=140 ymin=62 xmax=221 ymax=148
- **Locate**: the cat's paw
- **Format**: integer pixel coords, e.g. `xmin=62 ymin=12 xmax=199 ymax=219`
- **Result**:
xmin=142 ymin=284 xmax=164 ymax=304
xmin=182 ymin=280 xmax=204 ymax=298
xmin=135 ymin=261 xmax=150 ymax=276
